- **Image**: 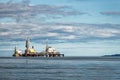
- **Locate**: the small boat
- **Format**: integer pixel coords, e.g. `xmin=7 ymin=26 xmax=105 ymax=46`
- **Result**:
xmin=13 ymin=37 xmax=64 ymax=57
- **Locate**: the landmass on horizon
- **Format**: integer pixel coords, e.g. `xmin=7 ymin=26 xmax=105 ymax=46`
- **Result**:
xmin=103 ymin=54 xmax=120 ymax=57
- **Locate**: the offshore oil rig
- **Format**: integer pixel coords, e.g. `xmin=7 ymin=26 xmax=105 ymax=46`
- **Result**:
xmin=13 ymin=37 xmax=64 ymax=57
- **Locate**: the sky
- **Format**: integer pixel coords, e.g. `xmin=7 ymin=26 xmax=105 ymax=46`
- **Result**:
xmin=0 ymin=0 xmax=120 ymax=57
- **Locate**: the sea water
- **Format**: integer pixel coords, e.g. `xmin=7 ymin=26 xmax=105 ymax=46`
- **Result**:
xmin=0 ymin=57 xmax=120 ymax=80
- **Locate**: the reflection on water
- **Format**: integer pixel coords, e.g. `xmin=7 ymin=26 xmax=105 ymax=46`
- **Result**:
xmin=0 ymin=57 xmax=120 ymax=80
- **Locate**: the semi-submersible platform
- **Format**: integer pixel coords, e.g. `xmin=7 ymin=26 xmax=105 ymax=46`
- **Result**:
xmin=13 ymin=37 xmax=64 ymax=57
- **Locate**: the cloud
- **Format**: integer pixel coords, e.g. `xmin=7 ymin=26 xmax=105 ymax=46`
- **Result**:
xmin=63 ymin=26 xmax=74 ymax=32
xmin=100 ymin=11 xmax=120 ymax=16
xmin=60 ymin=35 xmax=76 ymax=39
xmin=0 ymin=0 xmax=120 ymax=43
xmin=0 ymin=22 xmax=120 ymax=42
xmin=0 ymin=0 xmax=85 ymax=22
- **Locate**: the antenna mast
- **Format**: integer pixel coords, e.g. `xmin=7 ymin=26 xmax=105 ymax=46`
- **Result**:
xmin=45 ymin=39 xmax=48 ymax=52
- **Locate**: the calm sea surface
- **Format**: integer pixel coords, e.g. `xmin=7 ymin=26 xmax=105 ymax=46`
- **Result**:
xmin=0 ymin=57 xmax=120 ymax=80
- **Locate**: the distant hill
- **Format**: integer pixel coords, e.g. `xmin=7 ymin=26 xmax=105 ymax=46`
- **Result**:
xmin=103 ymin=54 xmax=120 ymax=57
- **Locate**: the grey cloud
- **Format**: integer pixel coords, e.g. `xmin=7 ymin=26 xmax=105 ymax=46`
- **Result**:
xmin=100 ymin=11 xmax=120 ymax=16
xmin=0 ymin=1 xmax=84 ymax=22
xmin=0 ymin=23 xmax=120 ymax=43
